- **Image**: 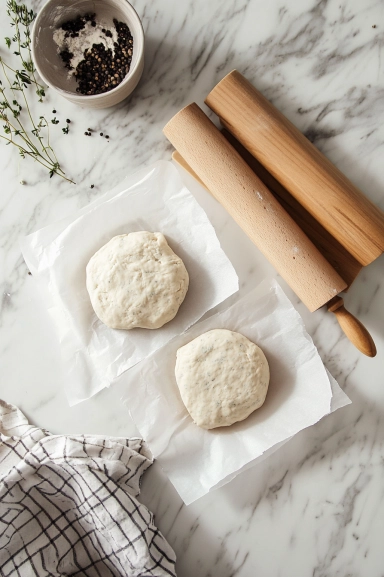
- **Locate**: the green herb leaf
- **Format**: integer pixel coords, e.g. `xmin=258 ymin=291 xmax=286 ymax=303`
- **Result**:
xmin=1 ymin=1 xmax=75 ymax=183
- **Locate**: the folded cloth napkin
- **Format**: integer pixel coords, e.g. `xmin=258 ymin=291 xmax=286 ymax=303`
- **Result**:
xmin=0 ymin=400 xmax=176 ymax=577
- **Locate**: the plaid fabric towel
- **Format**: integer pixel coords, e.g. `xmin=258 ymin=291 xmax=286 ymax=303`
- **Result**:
xmin=0 ymin=400 xmax=176 ymax=577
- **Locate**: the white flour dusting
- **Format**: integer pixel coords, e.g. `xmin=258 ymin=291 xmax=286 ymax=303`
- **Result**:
xmin=53 ymin=21 xmax=118 ymax=76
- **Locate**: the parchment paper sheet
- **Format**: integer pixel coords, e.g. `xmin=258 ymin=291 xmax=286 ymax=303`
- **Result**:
xmin=21 ymin=161 xmax=238 ymax=405
xmin=120 ymin=279 xmax=351 ymax=505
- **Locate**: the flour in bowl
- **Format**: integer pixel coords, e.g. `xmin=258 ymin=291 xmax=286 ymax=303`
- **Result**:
xmin=53 ymin=13 xmax=133 ymax=95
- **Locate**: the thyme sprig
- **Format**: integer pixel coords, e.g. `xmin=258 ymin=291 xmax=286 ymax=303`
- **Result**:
xmin=0 ymin=1 xmax=74 ymax=183
xmin=6 ymin=0 xmax=45 ymax=101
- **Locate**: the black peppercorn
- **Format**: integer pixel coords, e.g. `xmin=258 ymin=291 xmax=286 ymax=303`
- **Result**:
xmin=57 ymin=15 xmax=133 ymax=96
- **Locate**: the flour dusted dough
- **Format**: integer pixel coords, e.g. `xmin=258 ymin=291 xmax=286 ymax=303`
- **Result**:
xmin=86 ymin=232 xmax=189 ymax=330
xmin=175 ymin=329 xmax=269 ymax=429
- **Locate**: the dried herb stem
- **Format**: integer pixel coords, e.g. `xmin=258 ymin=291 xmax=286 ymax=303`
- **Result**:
xmin=6 ymin=0 xmax=45 ymax=101
xmin=1 ymin=1 xmax=74 ymax=183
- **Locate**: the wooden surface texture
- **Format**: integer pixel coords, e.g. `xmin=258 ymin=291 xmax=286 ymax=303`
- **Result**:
xmin=205 ymin=70 xmax=384 ymax=266
xmin=164 ymin=103 xmax=347 ymax=312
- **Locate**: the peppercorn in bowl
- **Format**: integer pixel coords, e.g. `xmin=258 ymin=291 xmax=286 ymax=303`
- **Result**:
xmin=31 ymin=0 xmax=144 ymax=109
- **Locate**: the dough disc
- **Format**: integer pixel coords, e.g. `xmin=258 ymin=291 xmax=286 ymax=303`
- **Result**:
xmin=86 ymin=231 xmax=189 ymax=329
xmin=175 ymin=329 xmax=269 ymax=429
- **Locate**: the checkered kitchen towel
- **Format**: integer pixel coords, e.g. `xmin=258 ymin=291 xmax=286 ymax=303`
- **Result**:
xmin=0 ymin=400 xmax=176 ymax=576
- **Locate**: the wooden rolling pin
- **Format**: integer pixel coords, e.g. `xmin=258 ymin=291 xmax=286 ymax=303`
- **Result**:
xmin=205 ymin=70 xmax=384 ymax=266
xmin=172 ymin=149 xmax=376 ymax=356
xmin=164 ymin=103 xmax=347 ymax=313
xmin=219 ymin=129 xmax=363 ymax=288
xmin=164 ymin=104 xmax=376 ymax=356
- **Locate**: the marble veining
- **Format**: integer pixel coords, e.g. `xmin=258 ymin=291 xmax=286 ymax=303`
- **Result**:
xmin=1 ymin=0 xmax=384 ymax=575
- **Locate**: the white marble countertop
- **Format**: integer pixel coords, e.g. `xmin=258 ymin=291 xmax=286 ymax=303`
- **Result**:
xmin=1 ymin=0 xmax=384 ymax=575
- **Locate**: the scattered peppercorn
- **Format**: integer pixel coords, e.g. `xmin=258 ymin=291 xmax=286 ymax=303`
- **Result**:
xmin=61 ymin=13 xmax=91 ymax=34
xmin=84 ymin=131 xmax=88 ymax=135
xmin=59 ymin=48 xmax=74 ymax=70
xmin=372 ymin=24 xmax=377 ymax=28
xmin=90 ymin=184 xmax=94 ymax=188
xmin=100 ymin=132 xmax=103 ymax=136
xmin=66 ymin=118 xmax=71 ymax=123
xmin=28 ymin=271 xmax=32 ymax=275
xmin=87 ymin=128 xmax=92 ymax=131
xmin=52 ymin=109 xmax=56 ymax=113
xmin=105 ymin=135 xmax=109 ymax=139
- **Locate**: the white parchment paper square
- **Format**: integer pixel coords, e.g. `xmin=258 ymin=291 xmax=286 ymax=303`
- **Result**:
xmin=120 ymin=279 xmax=351 ymax=505
xmin=21 ymin=161 xmax=238 ymax=405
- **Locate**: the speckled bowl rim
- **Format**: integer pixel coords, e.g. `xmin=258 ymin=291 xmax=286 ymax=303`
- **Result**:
xmin=31 ymin=0 xmax=144 ymax=102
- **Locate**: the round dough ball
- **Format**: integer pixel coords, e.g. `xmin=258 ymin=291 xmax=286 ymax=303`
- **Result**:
xmin=175 ymin=329 xmax=269 ymax=429
xmin=86 ymin=231 xmax=189 ymax=330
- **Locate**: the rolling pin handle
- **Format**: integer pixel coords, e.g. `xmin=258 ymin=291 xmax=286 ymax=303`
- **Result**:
xmin=327 ymin=296 xmax=377 ymax=357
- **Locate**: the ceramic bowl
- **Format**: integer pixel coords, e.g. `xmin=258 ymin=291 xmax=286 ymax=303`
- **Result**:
xmin=31 ymin=0 xmax=144 ymax=109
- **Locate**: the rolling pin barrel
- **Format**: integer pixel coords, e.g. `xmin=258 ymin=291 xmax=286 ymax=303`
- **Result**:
xmin=205 ymin=70 xmax=384 ymax=266
xmin=164 ymin=103 xmax=347 ymax=312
